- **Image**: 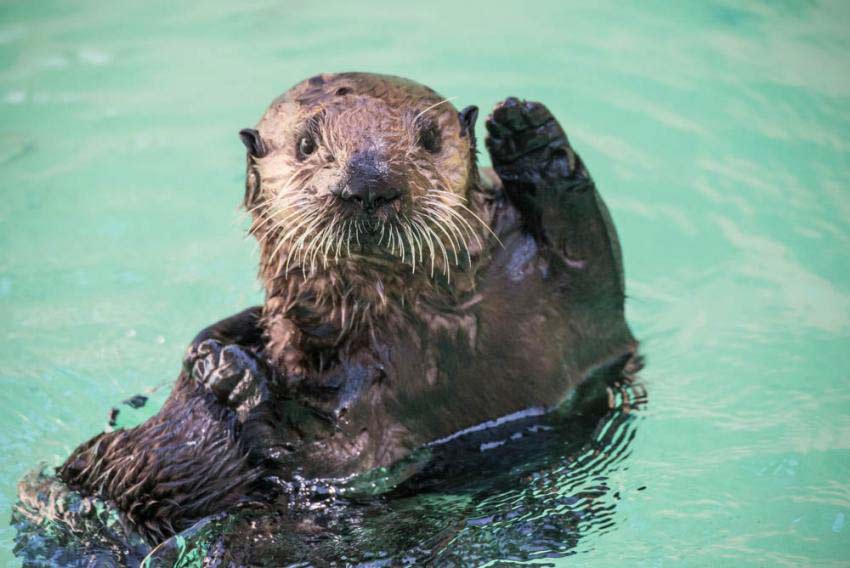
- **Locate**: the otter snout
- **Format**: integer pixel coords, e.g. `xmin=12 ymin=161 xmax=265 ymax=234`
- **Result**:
xmin=335 ymin=150 xmax=401 ymax=212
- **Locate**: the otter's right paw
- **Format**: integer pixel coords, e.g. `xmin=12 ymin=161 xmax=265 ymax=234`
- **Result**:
xmin=485 ymin=98 xmax=595 ymax=243
xmin=485 ymin=97 xmax=589 ymax=187
xmin=183 ymin=339 xmax=271 ymax=421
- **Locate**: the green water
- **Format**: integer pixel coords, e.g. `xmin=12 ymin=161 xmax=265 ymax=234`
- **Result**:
xmin=1 ymin=0 xmax=849 ymax=565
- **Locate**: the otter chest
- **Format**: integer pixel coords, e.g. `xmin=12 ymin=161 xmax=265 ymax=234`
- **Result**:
xmin=284 ymin=231 xmax=577 ymax=478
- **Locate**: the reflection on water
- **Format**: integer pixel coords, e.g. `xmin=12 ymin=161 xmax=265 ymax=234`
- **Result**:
xmin=12 ymin=471 xmax=149 ymax=567
xmin=13 ymin=373 xmax=646 ymax=566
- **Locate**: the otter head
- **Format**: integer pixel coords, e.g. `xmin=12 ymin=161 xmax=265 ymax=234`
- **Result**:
xmin=241 ymin=72 xmax=483 ymax=281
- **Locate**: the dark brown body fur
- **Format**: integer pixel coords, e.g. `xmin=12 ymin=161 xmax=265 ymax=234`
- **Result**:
xmin=58 ymin=73 xmax=636 ymax=544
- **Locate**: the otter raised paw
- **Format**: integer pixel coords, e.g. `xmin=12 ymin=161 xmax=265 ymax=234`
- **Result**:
xmin=485 ymin=97 xmax=625 ymax=302
xmin=485 ymin=98 xmax=591 ymax=243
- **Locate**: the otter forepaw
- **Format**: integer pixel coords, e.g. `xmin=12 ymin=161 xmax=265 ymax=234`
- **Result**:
xmin=184 ymin=339 xmax=271 ymax=420
xmin=485 ymin=98 xmax=589 ymax=191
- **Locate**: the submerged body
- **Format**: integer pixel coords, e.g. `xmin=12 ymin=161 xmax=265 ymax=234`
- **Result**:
xmin=54 ymin=72 xmax=637 ymax=544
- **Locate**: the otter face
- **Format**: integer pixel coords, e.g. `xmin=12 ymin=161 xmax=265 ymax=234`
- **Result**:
xmin=242 ymin=73 xmax=485 ymax=278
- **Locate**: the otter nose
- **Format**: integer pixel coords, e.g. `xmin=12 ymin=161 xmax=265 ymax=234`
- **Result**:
xmin=342 ymin=179 xmax=401 ymax=210
xmin=337 ymin=151 xmax=401 ymax=211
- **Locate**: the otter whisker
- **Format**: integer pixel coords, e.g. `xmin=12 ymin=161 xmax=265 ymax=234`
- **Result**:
xmin=250 ymin=213 xmax=276 ymax=237
xmin=410 ymin=214 xmax=437 ymax=277
xmin=345 ymin=219 xmax=353 ymax=257
xmin=316 ymin=214 xmax=340 ymax=270
xmin=269 ymin=187 xmax=309 ymax=205
xmin=274 ymin=207 xmax=318 ymax=253
xmin=422 ymin=195 xmax=486 ymax=255
xmin=424 ymin=189 xmax=502 ymax=247
xmin=323 ymin=224 xmax=335 ymax=268
xmin=424 ymin=192 xmax=489 ymax=247
xmin=271 ymin=196 xmax=313 ymax=218
xmin=337 ymin=218 xmax=349 ymax=263
xmin=261 ymin=195 xmax=313 ymax=229
xmin=416 ymin=211 xmax=450 ymax=277
xmin=249 ymin=217 xmax=272 ymax=240
xmin=392 ymin=223 xmax=400 ymax=257
xmin=422 ymin=199 xmax=474 ymax=264
xmin=270 ymin=209 xmax=315 ymax=257
xmin=302 ymin=233 xmax=316 ymax=275
xmin=453 ymin=201 xmax=501 ymax=246
xmin=278 ymin=215 xmax=319 ymax=276
xmin=274 ymin=219 xmax=310 ymax=276
xmin=421 ymin=196 xmax=473 ymax=236
xmin=300 ymin=210 xmax=334 ymax=274
xmin=404 ymin=216 xmax=424 ymax=273
xmin=412 ymin=97 xmax=458 ymax=125
xmin=271 ymin=192 xmax=313 ymax=212
xmin=313 ymin=225 xmax=331 ymax=274
xmin=323 ymin=214 xmax=343 ymax=268
xmin=265 ymin=164 xmax=310 ymax=197
xmin=302 ymin=231 xmax=321 ymax=276
xmin=255 ymin=202 xmax=312 ymax=240
xmin=385 ymin=222 xmax=395 ymax=256
xmin=394 ymin=224 xmax=406 ymax=264
xmin=285 ymin=211 xmax=326 ymax=275
xmin=254 ymin=199 xmax=308 ymax=233
xmin=423 ymin=202 xmax=466 ymax=246
xmin=412 ymin=221 xmax=425 ymax=269
xmin=249 ymin=205 xmax=296 ymax=239
xmin=397 ymin=223 xmax=409 ymax=269
xmin=244 ymin=197 xmax=276 ymax=216
xmin=236 ymin=197 xmax=275 ymax=231
xmin=422 ymin=206 xmax=461 ymax=265
xmin=339 ymin=293 xmax=348 ymax=333
xmin=331 ymin=218 xmax=343 ymax=265
xmin=423 ymin=188 xmax=467 ymax=201
xmin=308 ymin=224 xmax=327 ymax=273
xmin=400 ymin=219 xmax=417 ymax=273
xmin=448 ymin=216 xmax=473 ymax=266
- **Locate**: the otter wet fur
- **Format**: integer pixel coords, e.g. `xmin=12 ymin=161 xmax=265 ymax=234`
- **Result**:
xmin=58 ymin=72 xmax=638 ymax=544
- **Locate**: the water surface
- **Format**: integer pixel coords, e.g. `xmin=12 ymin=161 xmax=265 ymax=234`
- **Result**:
xmin=1 ymin=0 xmax=849 ymax=565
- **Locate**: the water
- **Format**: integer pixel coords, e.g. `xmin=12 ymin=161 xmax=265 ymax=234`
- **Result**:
xmin=1 ymin=0 xmax=849 ymax=565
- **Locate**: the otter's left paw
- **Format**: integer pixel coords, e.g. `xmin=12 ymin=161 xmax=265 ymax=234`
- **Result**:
xmin=184 ymin=339 xmax=271 ymax=421
xmin=485 ymin=98 xmax=589 ymax=190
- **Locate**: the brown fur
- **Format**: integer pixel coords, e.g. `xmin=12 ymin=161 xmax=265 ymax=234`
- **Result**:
xmin=59 ymin=375 xmax=260 ymax=543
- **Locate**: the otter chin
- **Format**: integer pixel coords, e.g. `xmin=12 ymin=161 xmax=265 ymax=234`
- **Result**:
xmin=55 ymin=72 xmax=640 ymax=545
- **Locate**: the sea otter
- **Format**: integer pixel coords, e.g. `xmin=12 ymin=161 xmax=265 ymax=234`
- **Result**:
xmin=57 ymin=72 xmax=637 ymax=544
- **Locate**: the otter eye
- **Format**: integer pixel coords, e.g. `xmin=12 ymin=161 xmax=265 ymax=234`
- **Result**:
xmin=418 ymin=123 xmax=441 ymax=154
xmin=297 ymin=135 xmax=317 ymax=159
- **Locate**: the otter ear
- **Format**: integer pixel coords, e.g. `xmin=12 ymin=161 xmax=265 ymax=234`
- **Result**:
xmin=239 ymin=129 xmax=265 ymax=208
xmin=239 ymin=128 xmax=267 ymax=158
xmin=458 ymin=106 xmax=479 ymax=145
